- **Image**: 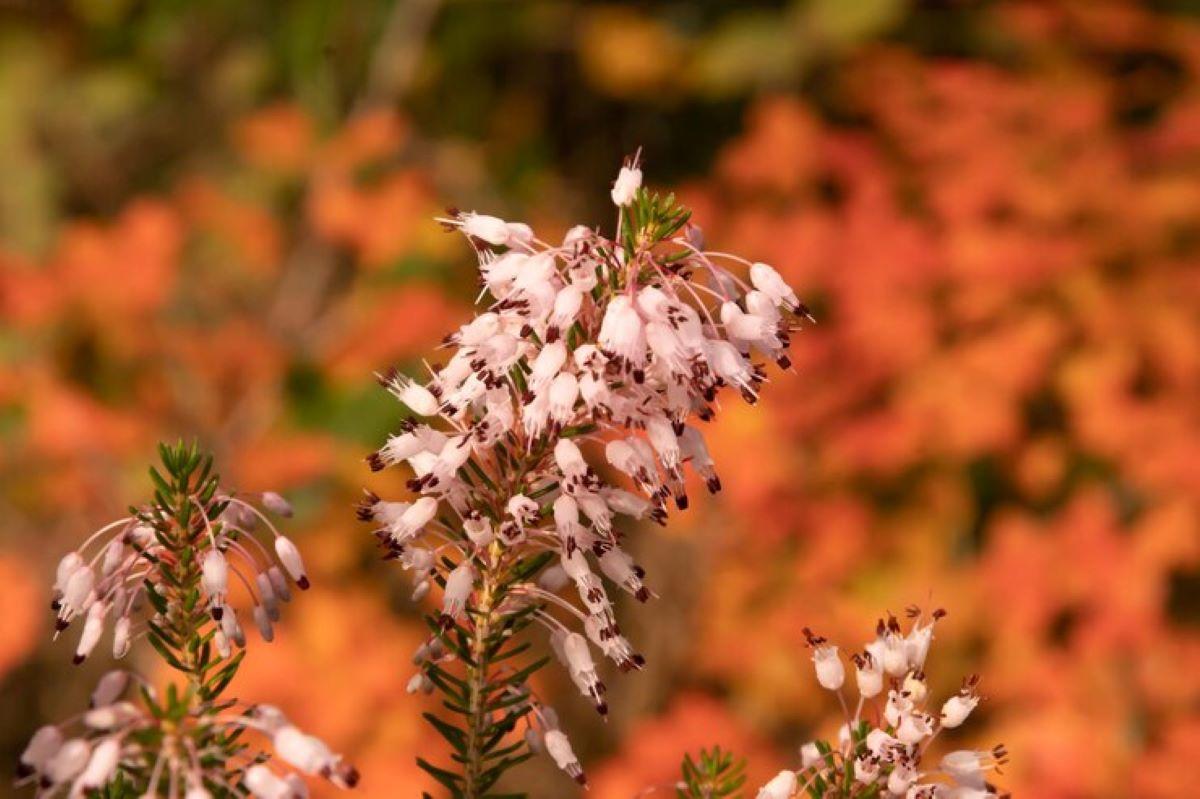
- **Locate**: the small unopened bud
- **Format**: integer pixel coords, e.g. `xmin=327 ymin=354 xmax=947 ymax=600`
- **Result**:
xmin=214 ymin=627 xmax=232 ymax=659
xmin=84 ymin=702 xmax=140 ymax=730
xmin=506 ymin=221 xmax=534 ymax=245
xmin=18 ymin=726 xmax=62 ymax=777
xmin=268 ymin=566 xmax=293 ymax=602
xmin=253 ymin=605 xmax=274 ymax=643
xmin=63 ymin=566 xmax=95 ymax=615
xmin=537 ymin=565 xmax=570 ymax=593
xmin=406 ymin=673 xmax=426 ymax=694
xmin=90 ymin=671 xmax=129 ymax=708
xmin=101 ymin=539 xmax=125 ymax=576
xmin=74 ymin=737 xmax=120 ymax=791
xmin=54 ymin=552 xmax=84 ymax=594
xmin=257 ymin=572 xmax=280 ymax=621
xmin=112 ymin=616 xmax=132 ymax=659
xmin=221 ymin=608 xmax=246 ymax=648
xmin=553 ymin=438 xmax=588 ymax=477
xmin=261 ymin=491 xmax=294 ymax=518
xmin=45 ymin=738 xmax=90 ymax=785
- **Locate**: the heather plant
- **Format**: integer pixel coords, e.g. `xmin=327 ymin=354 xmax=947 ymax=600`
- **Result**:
xmin=15 ymin=441 xmax=356 ymax=798
xmin=360 ymin=156 xmax=809 ymax=796
xmin=678 ymin=608 xmax=1008 ymax=799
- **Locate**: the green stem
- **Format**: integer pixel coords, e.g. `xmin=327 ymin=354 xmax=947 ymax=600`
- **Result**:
xmin=161 ymin=480 xmax=217 ymax=700
xmin=457 ymin=441 xmax=545 ymax=797
xmin=463 ymin=576 xmax=492 ymax=797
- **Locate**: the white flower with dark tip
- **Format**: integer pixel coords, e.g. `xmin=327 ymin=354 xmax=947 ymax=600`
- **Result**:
xmin=941 ymin=675 xmax=981 ymax=728
xmin=804 ymin=628 xmax=845 ymax=691
xmin=544 ymin=729 xmax=586 ymax=786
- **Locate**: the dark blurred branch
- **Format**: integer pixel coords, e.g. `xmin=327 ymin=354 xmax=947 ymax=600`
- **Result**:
xmin=222 ymin=0 xmax=443 ymax=449
xmin=359 ymin=0 xmax=442 ymax=112
xmin=269 ymin=0 xmax=442 ymax=339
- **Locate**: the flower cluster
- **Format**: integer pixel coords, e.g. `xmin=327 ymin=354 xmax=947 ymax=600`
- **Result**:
xmin=17 ymin=442 xmax=354 ymax=799
xmin=17 ymin=671 xmax=356 ymax=799
xmin=361 ymin=156 xmax=807 ymax=792
xmin=51 ymin=483 xmax=308 ymax=666
xmin=752 ymin=607 xmax=1007 ymax=799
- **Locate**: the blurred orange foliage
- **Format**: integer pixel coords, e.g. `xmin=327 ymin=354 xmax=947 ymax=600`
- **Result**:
xmin=0 ymin=555 xmax=40 ymax=680
xmin=2 ymin=1 xmax=1199 ymax=797
xmin=668 ymin=6 xmax=1200 ymax=795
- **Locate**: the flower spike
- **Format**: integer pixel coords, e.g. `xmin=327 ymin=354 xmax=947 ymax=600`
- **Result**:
xmin=364 ymin=155 xmax=808 ymax=794
xmin=16 ymin=442 xmax=354 ymax=798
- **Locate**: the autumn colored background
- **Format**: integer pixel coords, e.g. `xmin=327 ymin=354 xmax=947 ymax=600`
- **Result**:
xmin=1 ymin=1 xmax=1198 ymax=797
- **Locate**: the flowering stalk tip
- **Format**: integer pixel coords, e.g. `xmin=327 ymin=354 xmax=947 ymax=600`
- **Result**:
xmin=708 ymin=606 xmax=1010 ymax=799
xmin=366 ymin=156 xmax=807 ymax=796
xmin=18 ymin=441 xmax=354 ymax=798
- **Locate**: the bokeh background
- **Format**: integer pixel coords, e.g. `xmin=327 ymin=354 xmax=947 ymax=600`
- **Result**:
xmin=1 ymin=1 xmax=1198 ymax=797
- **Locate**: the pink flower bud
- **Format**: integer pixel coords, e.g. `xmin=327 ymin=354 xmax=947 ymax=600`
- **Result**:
xmin=62 ymin=566 xmax=95 ymax=616
xmin=261 ymin=491 xmax=294 ymax=518
xmin=253 ymin=605 xmax=275 ymax=643
xmin=112 ymin=616 xmax=132 ymax=659
xmin=90 ymin=670 xmax=129 ymax=708
xmin=54 ymin=552 xmax=84 ymax=594
xmin=74 ymin=737 xmax=121 ymax=790
xmin=45 ymin=738 xmax=90 ymax=785
xmin=18 ymin=726 xmax=62 ymax=777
